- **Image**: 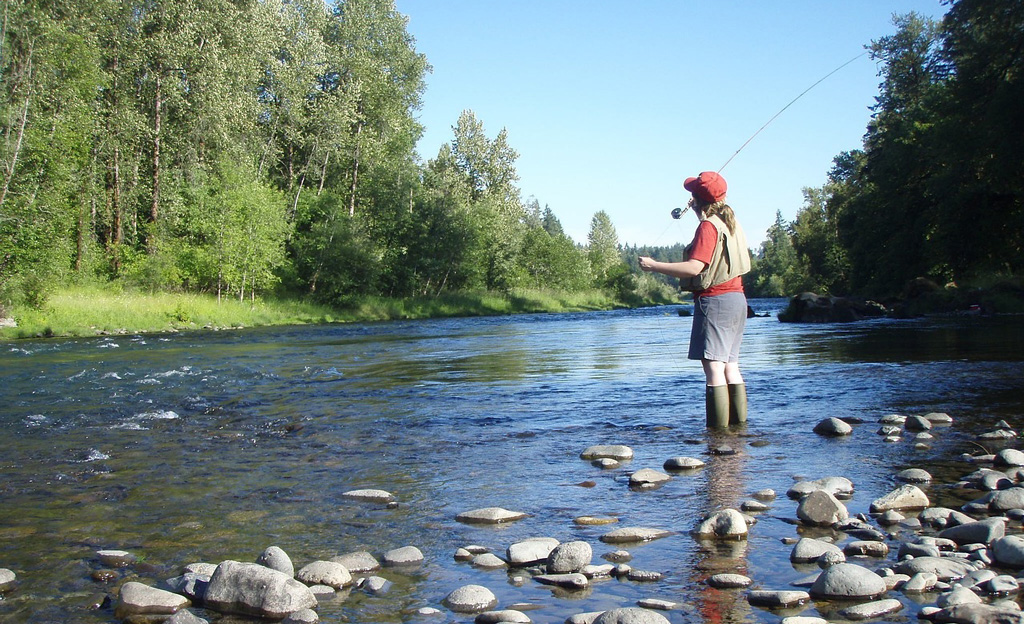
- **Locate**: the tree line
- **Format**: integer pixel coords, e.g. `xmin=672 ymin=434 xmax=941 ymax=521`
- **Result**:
xmin=4 ymin=0 xmax=1018 ymax=313
xmin=745 ymin=0 xmax=1023 ymax=300
xmin=1 ymin=0 xmax=677 ymax=311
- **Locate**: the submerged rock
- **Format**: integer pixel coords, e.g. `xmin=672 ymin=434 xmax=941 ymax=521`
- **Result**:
xmin=663 ymin=457 xmax=704 ymax=471
xmin=115 ymin=581 xmax=191 ymax=619
xmin=813 ymin=418 xmax=853 ymax=436
xmin=629 ymin=468 xmax=670 ymax=488
xmin=580 ymin=445 xmax=634 ymax=461
xmin=457 ymin=507 xmax=529 ymax=524
xmin=599 ymin=527 xmax=672 ymax=544
xmin=341 ymin=489 xmax=395 ymax=504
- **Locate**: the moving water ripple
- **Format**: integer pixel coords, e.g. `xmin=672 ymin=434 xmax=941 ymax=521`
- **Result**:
xmin=1 ymin=301 xmax=1023 ymax=623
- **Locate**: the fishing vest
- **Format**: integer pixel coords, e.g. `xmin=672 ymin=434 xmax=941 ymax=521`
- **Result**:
xmin=680 ymin=214 xmax=751 ymax=292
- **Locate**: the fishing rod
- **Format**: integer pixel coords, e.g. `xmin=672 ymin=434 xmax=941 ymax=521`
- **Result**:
xmin=717 ymin=51 xmax=869 ymax=174
xmin=660 ymin=51 xmax=869 ymax=225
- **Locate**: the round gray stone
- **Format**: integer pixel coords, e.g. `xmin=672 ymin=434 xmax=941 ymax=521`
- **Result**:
xmin=443 ymin=585 xmax=498 ymax=613
xmin=663 ymin=457 xmax=704 ymax=471
xmin=296 ymin=561 xmax=352 ymax=589
xmin=629 ymin=468 xmax=670 ymax=488
xmin=592 ymin=607 xmax=670 ymax=624
xmin=257 ymin=546 xmax=294 ymax=578
xmin=992 ymin=535 xmax=1024 ymax=568
xmin=547 ymin=541 xmax=592 ymax=574
xmin=797 ymin=489 xmax=848 ymax=526
xmin=790 ymin=538 xmax=843 ymax=563
xmin=813 ymin=417 xmax=853 ymax=436
xmin=809 ymin=563 xmax=886 ymax=600
xmin=694 ymin=509 xmax=748 ymax=539
xmin=383 ymin=545 xmax=424 ymax=566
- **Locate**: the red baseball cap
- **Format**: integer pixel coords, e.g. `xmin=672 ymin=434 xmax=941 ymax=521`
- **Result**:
xmin=683 ymin=171 xmax=727 ymax=203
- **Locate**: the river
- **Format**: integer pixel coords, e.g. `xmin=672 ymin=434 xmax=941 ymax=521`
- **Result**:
xmin=1 ymin=299 xmax=1023 ymax=623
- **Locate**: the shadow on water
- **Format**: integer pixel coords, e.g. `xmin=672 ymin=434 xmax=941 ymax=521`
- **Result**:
xmin=1 ymin=301 xmax=1023 ymax=623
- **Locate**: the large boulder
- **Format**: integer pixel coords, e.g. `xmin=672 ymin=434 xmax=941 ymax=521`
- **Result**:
xmin=779 ymin=293 xmax=887 ymax=323
xmin=204 ymin=560 xmax=316 ymax=619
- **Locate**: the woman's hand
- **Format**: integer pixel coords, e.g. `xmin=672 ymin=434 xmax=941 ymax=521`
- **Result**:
xmin=638 ymin=256 xmax=657 ymax=272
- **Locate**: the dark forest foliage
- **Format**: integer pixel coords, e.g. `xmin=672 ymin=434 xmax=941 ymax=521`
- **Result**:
xmin=747 ymin=0 xmax=1024 ymax=299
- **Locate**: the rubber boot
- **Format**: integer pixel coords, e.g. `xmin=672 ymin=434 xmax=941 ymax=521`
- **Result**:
xmin=705 ymin=385 xmax=730 ymax=429
xmin=728 ymin=383 xmax=748 ymax=426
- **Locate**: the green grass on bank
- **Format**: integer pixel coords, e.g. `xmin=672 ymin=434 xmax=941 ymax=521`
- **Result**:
xmin=0 ymin=286 xmax=635 ymax=340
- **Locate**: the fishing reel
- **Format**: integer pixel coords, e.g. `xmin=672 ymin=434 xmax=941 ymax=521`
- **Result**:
xmin=670 ymin=206 xmax=689 ymax=220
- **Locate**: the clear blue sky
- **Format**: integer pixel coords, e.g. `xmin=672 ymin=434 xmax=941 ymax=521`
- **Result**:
xmin=393 ymin=1 xmax=948 ymax=248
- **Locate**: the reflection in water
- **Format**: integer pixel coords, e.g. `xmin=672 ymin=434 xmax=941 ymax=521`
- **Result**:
xmin=693 ymin=432 xmax=752 ymax=624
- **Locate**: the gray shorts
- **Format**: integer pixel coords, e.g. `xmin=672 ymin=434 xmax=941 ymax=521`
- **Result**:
xmin=688 ymin=291 xmax=747 ymax=362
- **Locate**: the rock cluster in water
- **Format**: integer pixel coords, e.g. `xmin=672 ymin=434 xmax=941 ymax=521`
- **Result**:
xmin=6 ymin=414 xmax=1024 ymax=623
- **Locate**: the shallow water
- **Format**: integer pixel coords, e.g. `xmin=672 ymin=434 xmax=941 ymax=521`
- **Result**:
xmin=1 ymin=300 xmax=1023 ymax=623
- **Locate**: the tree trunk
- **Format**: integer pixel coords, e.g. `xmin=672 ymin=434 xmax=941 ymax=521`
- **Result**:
xmin=348 ymin=120 xmax=362 ymax=217
xmin=148 ymin=71 xmax=162 ymax=253
xmin=0 ymin=40 xmax=33 ymax=211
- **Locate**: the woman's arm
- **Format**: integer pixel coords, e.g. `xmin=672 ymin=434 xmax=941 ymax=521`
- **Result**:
xmin=637 ymin=256 xmax=706 ymax=279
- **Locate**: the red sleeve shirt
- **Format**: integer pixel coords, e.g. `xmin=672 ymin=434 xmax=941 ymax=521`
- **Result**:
xmin=688 ymin=219 xmax=744 ymax=297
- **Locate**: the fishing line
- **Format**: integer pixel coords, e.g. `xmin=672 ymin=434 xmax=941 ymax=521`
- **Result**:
xmin=717 ymin=51 xmax=869 ymax=173
xmin=641 ymin=53 xmax=868 ymax=389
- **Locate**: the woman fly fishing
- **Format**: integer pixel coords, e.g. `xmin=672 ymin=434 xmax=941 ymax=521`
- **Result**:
xmin=638 ymin=171 xmax=751 ymax=429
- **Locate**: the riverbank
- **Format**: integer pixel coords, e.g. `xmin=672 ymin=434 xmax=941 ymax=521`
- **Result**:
xmin=0 ymin=286 xmax=642 ymax=340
